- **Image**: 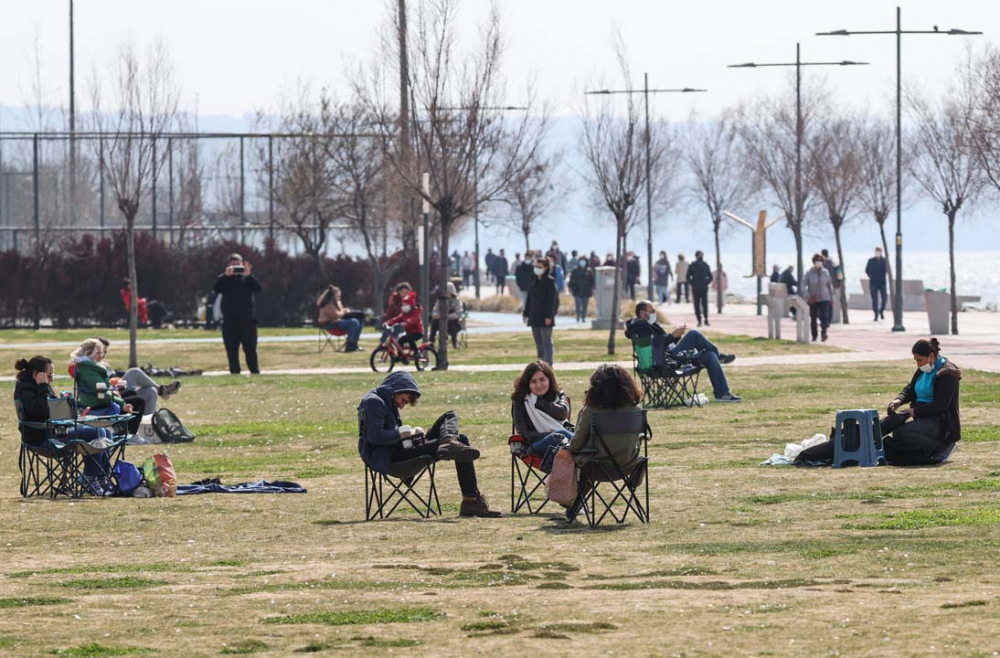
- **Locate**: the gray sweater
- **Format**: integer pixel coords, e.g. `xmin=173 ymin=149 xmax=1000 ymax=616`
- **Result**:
xmin=804 ymin=267 xmax=834 ymax=304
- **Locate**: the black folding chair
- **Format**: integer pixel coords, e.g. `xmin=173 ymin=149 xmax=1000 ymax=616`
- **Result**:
xmin=631 ymin=336 xmax=703 ymax=409
xmin=573 ymin=409 xmax=651 ymax=528
xmin=364 ymin=456 xmax=441 ymax=520
xmin=508 ymin=435 xmax=550 ymax=514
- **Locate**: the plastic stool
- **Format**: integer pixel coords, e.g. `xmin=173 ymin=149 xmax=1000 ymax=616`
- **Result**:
xmin=833 ymin=409 xmax=885 ymax=468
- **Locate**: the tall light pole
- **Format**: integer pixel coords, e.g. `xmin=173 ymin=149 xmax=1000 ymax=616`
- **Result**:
xmin=68 ymin=0 xmax=76 ymax=224
xmin=729 ymin=44 xmax=868 ymax=292
xmin=818 ymin=7 xmax=981 ymax=332
xmin=586 ymin=78 xmax=706 ymax=301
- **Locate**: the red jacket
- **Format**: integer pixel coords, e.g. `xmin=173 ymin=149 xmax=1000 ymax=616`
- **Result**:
xmin=382 ymin=292 xmax=405 ymax=323
xmin=387 ymin=306 xmax=424 ymax=335
xmin=120 ymin=288 xmax=149 ymax=326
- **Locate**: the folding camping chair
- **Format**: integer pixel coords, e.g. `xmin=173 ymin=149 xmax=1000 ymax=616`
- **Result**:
xmin=16 ymin=398 xmax=130 ymax=498
xmin=507 ymin=396 xmax=572 ymax=514
xmin=631 ymin=336 xmax=704 ymax=409
xmin=572 ymin=409 xmax=651 ymax=528
xmin=364 ymin=456 xmax=441 ymax=520
xmin=318 ymin=326 xmax=348 ymax=353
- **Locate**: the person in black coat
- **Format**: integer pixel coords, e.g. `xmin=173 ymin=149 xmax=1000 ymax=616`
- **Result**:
xmin=212 ymin=253 xmax=263 ymax=374
xmin=493 ymin=249 xmax=510 ymax=295
xmin=865 ymin=246 xmax=889 ymax=321
xmin=514 ymin=250 xmax=535 ymax=310
xmin=883 ymin=337 xmax=962 ymax=465
xmin=523 ymin=256 xmax=559 ymax=365
xmin=686 ymin=250 xmax=714 ymax=327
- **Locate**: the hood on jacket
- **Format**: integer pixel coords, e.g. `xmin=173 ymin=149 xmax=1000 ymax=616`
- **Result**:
xmin=374 ymin=371 xmax=421 ymax=407
xmin=402 ymin=291 xmax=418 ymax=306
xmin=445 ymin=282 xmax=457 ymax=297
xmin=935 ymin=358 xmax=962 ymax=380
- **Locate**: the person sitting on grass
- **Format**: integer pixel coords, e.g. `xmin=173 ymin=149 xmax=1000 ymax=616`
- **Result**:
xmin=15 ymin=355 xmax=118 ymax=496
xmin=883 ymin=337 xmax=962 ymax=465
xmin=624 ymin=300 xmax=741 ymax=403
xmin=317 ymin=285 xmax=364 ymax=353
xmin=510 ymin=361 xmax=573 ymax=469
xmin=384 ymin=291 xmax=424 ymax=356
xmin=564 ymin=364 xmax=644 ymax=520
xmin=357 ymin=371 xmax=501 ymax=517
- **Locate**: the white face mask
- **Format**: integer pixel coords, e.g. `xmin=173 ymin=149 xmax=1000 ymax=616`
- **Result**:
xmin=919 ymin=361 xmax=936 ymax=373
xmin=813 ymin=262 xmax=824 ymax=270
xmin=401 ymin=304 xmax=412 ymax=313
xmin=533 ymin=267 xmax=545 ymax=276
xmin=647 ymin=311 xmax=658 ymax=324
xmin=579 ymin=260 xmax=587 ymax=268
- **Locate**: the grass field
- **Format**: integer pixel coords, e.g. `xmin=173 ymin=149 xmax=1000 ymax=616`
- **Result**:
xmin=1 ymin=329 xmax=998 ymax=657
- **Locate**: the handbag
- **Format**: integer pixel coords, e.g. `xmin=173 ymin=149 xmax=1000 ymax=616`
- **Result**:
xmin=545 ymin=448 xmax=578 ymax=506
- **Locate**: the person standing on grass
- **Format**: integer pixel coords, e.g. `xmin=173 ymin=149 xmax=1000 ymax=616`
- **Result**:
xmin=568 ymin=256 xmax=595 ymax=323
xmin=805 ymin=253 xmax=835 ymax=342
xmin=674 ymin=254 xmax=689 ymax=303
xmin=357 ymin=371 xmax=502 ymax=517
xmin=212 ymin=253 xmax=262 ymax=374
xmin=686 ymin=251 xmax=713 ymax=327
xmin=523 ymin=256 xmax=559 ymax=365
xmin=866 ymin=246 xmax=889 ymax=322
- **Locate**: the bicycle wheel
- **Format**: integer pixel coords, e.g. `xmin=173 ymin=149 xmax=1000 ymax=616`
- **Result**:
xmin=414 ymin=346 xmax=438 ymax=371
xmin=370 ymin=346 xmax=395 ymax=373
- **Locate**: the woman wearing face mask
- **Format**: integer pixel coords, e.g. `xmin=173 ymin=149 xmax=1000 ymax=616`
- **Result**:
xmin=804 ymin=253 xmax=835 ymax=342
xmin=522 ymin=257 xmax=559 ymax=365
xmin=510 ymin=361 xmax=574 ymax=468
xmin=883 ymin=338 xmax=962 ymax=465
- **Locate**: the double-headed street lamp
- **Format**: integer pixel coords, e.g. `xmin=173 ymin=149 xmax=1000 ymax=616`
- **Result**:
xmin=729 ymin=44 xmax=868 ymax=292
xmin=586 ymin=77 xmax=706 ymax=302
xmin=818 ymin=7 xmax=981 ymax=332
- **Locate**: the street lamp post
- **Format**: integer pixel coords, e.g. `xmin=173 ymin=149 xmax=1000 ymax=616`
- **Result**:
xmin=818 ymin=7 xmax=981 ymax=332
xmin=585 ymin=78 xmax=706 ymax=302
xmin=729 ymin=44 xmax=868 ymax=293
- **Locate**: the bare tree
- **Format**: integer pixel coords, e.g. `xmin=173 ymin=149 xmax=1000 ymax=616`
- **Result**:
xmin=909 ymin=77 xmax=985 ymax=335
xmin=501 ymin=147 xmax=561 ymax=253
xmin=356 ymin=0 xmax=547 ymax=369
xmin=810 ymin=116 xmax=865 ymax=323
xmin=685 ymin=110 xmax=757 ymax=314
xmin=857 ymin=116 xmax=914 ymax=301
xmin=90 ymin=41 xmax=179 ymax=367
xmin=579 ymin=44 xmax=673 ymax=355
xmin=738 ymin=80 xmax=827 ymax=290
xmin=968 ymin=45 xmax=1000 ymax=196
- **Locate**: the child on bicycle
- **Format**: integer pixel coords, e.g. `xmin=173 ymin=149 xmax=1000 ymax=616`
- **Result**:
xmin=384 ymin=291 xmax=424 ymax=356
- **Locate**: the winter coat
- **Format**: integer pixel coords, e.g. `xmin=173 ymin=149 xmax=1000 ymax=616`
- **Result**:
xmin=568 ymin=404 xmax=643 ymax=469
xmin=14 ymin=379 xmax=57 ymax=445
xmin=511 ymin=390 xmax=571 ymax=442
xmin=894 ymin=358 xmax=962 ymax=443
xmin=387 ymin=305 xmax=424 ymax=335
xmin=568 ymin=266 xmax=595 ymax=298
xmin=654 ymin=259 xmax=673 ymax=286
xmin=432 ymin=296 xmax=463 ymax=320
xmin=382 ymin=292 xmax=406 ymax=323
xmin=524 ymin=274 xmax=559 ymax=327
xmin=866 ymin=256 xmax=888 ymax=287
xmin=627 ymin=258 xmax=641 ymax=285
xmin=73 ymin=358 xmax=124 ymax=409
xmin=493 ymin=256 xmax=509 ymax=279
xmin=674 ymin=259 xmax=689 ymax=283
xmin=357 ymin=372 xmax=422 ymax=474
xmin=779 ymin=270 xmax=798 ymax=296
xmin=212 ymin=273 xmax=262 ymax=324
xmin=623 ymin=317 xmax=679 ymax=350
xmin=514 ymin=260 xmax=534 ymax=291
xmin=804 ymin=267 xmax=834 ymax=304
xmin=686 ymin=259 xmax=713 ymax=292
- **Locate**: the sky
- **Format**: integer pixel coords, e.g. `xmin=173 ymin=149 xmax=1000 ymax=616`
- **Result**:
xmin=1 ymin=0 xmax=999 ymax=258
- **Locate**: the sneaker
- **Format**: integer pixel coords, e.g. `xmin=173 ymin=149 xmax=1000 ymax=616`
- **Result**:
xmin=697 ymin=320 xmax=702 ymax=327
xmin=705 ymin=320 xmax=711 ymax=326
xmin=719 ymin=354 xmax=736 ymax=365
xmin=714 ymin=393 xmax=742 ymax=403
xmin=436 ymin=438 xmax=480 ymax=462
xmin=460 ymin=493 xmax=502 ymax=518
xmin=158 ymin=380 xmax=182 ymax=400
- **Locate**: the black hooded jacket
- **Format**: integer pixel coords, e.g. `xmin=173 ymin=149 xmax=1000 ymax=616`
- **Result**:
xmin=357 ymin=372 xmax=422 ymax=473
xmin=894 ymin=358 xmax=963 ymax=443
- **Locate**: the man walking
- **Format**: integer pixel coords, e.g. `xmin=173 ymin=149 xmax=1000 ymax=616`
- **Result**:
xmin=674 ymin=254 xmax=689 ymax=303
xmin=493 ymin=249 xmax=509 ymax=295
xmin=212 ymin=253 xmax=262 ymax=374
xmin=686 ymin=251 xmax=713 ymax=327
xmin=865 ymin=246 xmax=888 ymax=321
xmin=568 ymin=256 xmax=595 ymax=323
xmin=514 ymin=250 xmax=534 ymax=311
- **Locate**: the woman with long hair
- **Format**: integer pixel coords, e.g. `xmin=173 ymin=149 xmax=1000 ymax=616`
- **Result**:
xmin=567 ymin=364 xmax=644 ymax=470
xmin=318 ymin=285 xmax=363 ymax=352
xmin=510 ymin=361 xmax=573 ymax=464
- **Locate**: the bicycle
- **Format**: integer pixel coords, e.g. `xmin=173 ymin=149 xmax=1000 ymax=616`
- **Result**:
xmin=370 ymin=327 xmax=439 ymax=373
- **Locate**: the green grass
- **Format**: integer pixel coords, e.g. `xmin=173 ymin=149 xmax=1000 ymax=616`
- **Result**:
xmin=264 ymin=608 xmax=444 ymax=626
xmin=846 ymin=507 xmax=1000 ymax=530
xmin=0 ymin=596 xmax=72 ymax=609
xmin=219 ymin=640 xmax=268 ymax=655
xmin=57 ymin=577 xmax=168 ymax=590
xmin=49 ymin=645 xmax=156 ymax=657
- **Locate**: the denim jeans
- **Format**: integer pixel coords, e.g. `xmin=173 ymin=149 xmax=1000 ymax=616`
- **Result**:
xmin=871 ymin=284 xmax=887 ymax=316
xmin=531 ymin=326 xmax=554 ymax=365
xmin=656 ymin=285 xmax=669 ymax=304
xmin=66 ymin=424 xmax=113 ymax=478
xmin=323 ymin=318 xmax=362 ymax=343
xmin=574 ymin=296 xmax=589 ymax=322
xmin=668 ymin=329 xmax=730 ymax=399
xmin=528 ymin=428 xmax=574 ymax=456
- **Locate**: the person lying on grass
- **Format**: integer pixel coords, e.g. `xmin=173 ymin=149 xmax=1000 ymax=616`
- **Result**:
xmin=624 ymin=300 xmax=741 ymax=403
xmin=357 ymin=371 xmax=501 ymax=518
xmin=510 ymin=360 xmax=573 ymax=471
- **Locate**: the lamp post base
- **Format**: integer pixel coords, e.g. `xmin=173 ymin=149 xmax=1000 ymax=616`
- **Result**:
xmin=891 ymin=324 xmax=906 ymax=332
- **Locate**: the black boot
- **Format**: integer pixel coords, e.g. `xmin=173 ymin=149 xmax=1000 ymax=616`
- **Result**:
xmin=460 ymin=492 xmax=502 ymax=518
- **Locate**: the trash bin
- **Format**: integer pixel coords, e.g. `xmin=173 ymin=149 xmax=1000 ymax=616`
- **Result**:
xmin=924 ymin=289 xmax=950 ymax=335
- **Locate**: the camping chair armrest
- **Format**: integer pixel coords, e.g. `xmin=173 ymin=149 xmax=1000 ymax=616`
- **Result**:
xmin=508 ymin=434 xmax=526 ymax=455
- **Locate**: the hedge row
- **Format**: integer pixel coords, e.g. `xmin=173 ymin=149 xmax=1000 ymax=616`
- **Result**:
xmin=1 ymin=232 xmax=429 ymax=328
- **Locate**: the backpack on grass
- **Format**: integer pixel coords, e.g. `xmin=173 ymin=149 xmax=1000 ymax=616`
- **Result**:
xmin=141 ymin=454 xmax=177 ymax=497
xmin=152 ymin=408 xmax=196 ymax=443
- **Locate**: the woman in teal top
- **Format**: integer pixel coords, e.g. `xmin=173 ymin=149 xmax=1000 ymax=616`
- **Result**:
xmin=884 ymin=338 xmax=962 ymax=465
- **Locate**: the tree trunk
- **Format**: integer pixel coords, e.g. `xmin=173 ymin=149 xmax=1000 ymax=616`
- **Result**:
xmin=794 ymin=228 xmax=804 ymax=293
xmin=877 ymin=218 xmax=894 ymax=312
xmin=607 ymin=222 xmax=623 ymax=355
xmin=713 ymin=215 xmax=723 ymax=314
xmin=126 ymin=218 xmax=139 ymax=368
xmin=311 ymin=250 xmax=327 ymax=280
xmin=833 ymin=222 xmax=849 ymax=324
xmin=436 ymin=215 xmax=451 ymax=369
xmin=370 ymin=259 xmax=385 ymax=322
xmin=949 ymin=211 xmax=958 ymax=336
xmin=523 ymin=228 xmax=530 ymax=255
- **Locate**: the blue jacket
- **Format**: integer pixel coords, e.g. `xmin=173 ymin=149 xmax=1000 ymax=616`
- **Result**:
xmin=357 ymin=372 xmax=422 ymax=474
